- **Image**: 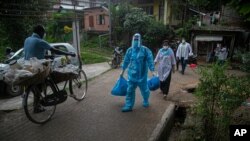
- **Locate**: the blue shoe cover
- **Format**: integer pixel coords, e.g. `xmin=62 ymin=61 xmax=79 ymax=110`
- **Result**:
xmin=143 ymin=101 xmax=149 ymax=108
xmin=121 ymin=106 xmax=132 ymax=112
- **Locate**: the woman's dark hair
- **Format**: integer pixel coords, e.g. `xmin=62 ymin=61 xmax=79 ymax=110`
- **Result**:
xmin=163 ymin=40 xmax=169 ymax=46
xmin=33 ymin=25 xmax=45 ymax=38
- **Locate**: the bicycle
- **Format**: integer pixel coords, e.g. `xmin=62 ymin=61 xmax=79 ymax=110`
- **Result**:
xmin=22 ymin=55 xmax=88 ymax=124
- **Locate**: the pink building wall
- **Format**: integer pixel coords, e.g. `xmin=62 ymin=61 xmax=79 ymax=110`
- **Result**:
xmin=83 ymin=7 xmax=109 ymax=32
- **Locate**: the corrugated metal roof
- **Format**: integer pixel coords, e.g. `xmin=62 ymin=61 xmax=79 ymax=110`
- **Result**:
xmin=195 ymin=36 xmax=223 ymax=41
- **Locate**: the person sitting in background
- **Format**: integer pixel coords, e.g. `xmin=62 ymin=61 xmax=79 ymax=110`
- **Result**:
xmin=218 ymin=44 xmax=228 ymax=65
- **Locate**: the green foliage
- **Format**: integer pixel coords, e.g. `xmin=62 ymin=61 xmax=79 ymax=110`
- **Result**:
xmin=240 ymin=52 xmax=250 ymax=72
xmin=111 ymin=3 xmax=172 ymax=50
xmin=189 ymin=0 xmax=209 ymax=10
xmin=110 ymin=2 xmax=133 ymax=45
xmin=143 ymin=20 xmax=170 ymax=49
xmin=0 ymin=47 xmax=6 ymax=62
xmin=82 ymin=34 xmax=110 ymax=48
xmin=175 ymin=16 xmax=198 ymax=39
xmin=123 ymin=8 xmax=151 ymax=34
xmin=81 ymin=52 xmax=109 ymax=64
xmin=80 ymin=35 xmax=112 ymax=64
xmin=189 ymin=0 xmax=231 ymax=11
xmin=229 ymin=0 xmax=250 ymax=22
xmin=193 ymin=63 xmax=250 ymax=140
xmin=45 ymin=12 xmax=73 ymax=42
xmin=0 ymin=0 xmax=52 ymax=50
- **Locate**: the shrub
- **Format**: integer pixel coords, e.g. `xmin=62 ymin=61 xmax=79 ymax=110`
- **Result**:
xmin=240 ymin=52 xmax=250 ymax=72
xmin=193 ymin=63 xmax=250 ymax=140
xmin=143 ymin=20 xmax=170 ymax=50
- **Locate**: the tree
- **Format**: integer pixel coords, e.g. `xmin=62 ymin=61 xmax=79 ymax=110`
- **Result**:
xmin=111 ymin=4 xmax=172 ymax=51
xmin=189 ymin=0 xmax=209 ymax=11
xmin=194 ymin=63 xmax=250 ymax=140
xmin=123 ymin=8 xmax=151 ymax=35
xmin=45 ymin=11 xmax=74 ymax=43
xmin=189 ymin=0 xmax=230 ymax=11
xmin=229 ymin=0 xmax=250 ymax=22
xmin=0 ymin=0 xmax=52 ymax=49
xmin=143 ymin=20 xmax=170 ymax=50
xmin=110 ymin=2 xmax=132 ymax=45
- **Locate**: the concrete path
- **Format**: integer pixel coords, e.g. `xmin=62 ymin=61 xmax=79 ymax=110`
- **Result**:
xmin=0 ymin=62 xmax=111 ymax=111
xmin=0 ymin=64 xmax=200 ymax=141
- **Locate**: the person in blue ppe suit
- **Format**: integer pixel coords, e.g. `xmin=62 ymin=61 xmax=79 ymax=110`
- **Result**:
xmin=120 ymin=33 xmax=155 ymax=112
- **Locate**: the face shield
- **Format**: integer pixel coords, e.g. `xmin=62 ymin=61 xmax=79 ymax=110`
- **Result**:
xmin=132 ymin=33 xmax=141 ymax=48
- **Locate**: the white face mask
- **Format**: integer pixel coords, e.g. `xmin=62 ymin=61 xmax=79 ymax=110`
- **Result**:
xmin=43 ymin=33 xmax=46 ymax=39
xmin=163 ymin=46 xmax=168 ymax=49
xmin=182 ymin=40 xmax=185 ymax=43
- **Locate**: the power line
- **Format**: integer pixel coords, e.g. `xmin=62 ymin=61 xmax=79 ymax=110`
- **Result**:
xmin=0 ymin=13 xmax=85 ymax=18
xmin=2 ymin=3 xmax=84 ymax=9
xmin=2 ymin=0 xmax=105 ymax=8
xmin=0 ymin=9 xmax=86 ymax=15
xmin=0 ymin=17 xmax=84 ymax=22
xmin=58 ymin=0 xmax=106 ymax=5
xmin=0 ymin=9 xmax=52 ymax=14
xmin=0 ymin=1 xmax=106 ymax=15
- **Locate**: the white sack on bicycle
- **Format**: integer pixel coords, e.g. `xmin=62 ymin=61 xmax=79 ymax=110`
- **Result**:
xmin=4 ymin=58 xmax=51 ymax=85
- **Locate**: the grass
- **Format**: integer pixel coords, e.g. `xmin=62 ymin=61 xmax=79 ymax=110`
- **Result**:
xmin=81 ymin=52 xmax=110 ymax=64
xmin=80 ymin=35 xmax=113 ymax=64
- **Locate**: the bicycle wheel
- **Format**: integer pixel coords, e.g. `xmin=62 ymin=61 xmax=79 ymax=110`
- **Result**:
xmin=23 ymin=80 xmax=56 ymax=124
xmin=69 ymin=69 xmax=88 ymax=101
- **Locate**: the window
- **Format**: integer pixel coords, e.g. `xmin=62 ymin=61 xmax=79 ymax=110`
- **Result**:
xmin=89 ymin=16 xmax=94 ymax=27
xmin=142 ymin=6 xmax=153 ymax=15
xmin=54 ymin=46 xmax=68 ymax=52
xmin=53 ymin=45 xmax=68 ymax=56
xmin=159 ymin=6 xmax=164 ymax=21
xmin=97 ymin=15 xmax=105 ymax=25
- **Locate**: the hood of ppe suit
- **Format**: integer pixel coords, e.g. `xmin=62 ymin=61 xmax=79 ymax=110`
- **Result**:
xmin=131 ymin=33 xmax=141 ymax=49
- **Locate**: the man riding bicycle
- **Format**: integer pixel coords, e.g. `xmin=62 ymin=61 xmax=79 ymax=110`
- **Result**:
xmin=23 ymin=25 xmax=75 ymax=113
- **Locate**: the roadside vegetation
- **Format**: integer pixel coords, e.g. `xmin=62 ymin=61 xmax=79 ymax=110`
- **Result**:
xmin=80 ymin=35 xmax=113 ymax=64
xmin=182 ymin=63 xmax=250 ymax=140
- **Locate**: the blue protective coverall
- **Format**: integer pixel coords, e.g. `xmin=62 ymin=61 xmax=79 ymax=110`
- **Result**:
xmin=121 ymin=33 xmax=155 ymax=112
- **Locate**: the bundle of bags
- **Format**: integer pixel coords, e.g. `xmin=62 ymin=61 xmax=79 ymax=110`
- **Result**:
xmin=50 ymin=63 xmax=79 ymax=83
xmin=52 ymin=64 xmax=78 ymax=75
xmin=4 ymin=58 xmax=50 ymax=85
xmin=111 ymin=76 xmax=128 ymax=96
xmin=147 ymin=76 xmax=160 ymax=91
xmin=111 ymin=75 xmax=160 ymax=97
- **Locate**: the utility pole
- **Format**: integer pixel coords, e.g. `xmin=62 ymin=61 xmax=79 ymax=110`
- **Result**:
xmin=109 ymin=0 xmax=112 ymax=47
xmin=72 ymin=0 xmax=82 ymax=68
